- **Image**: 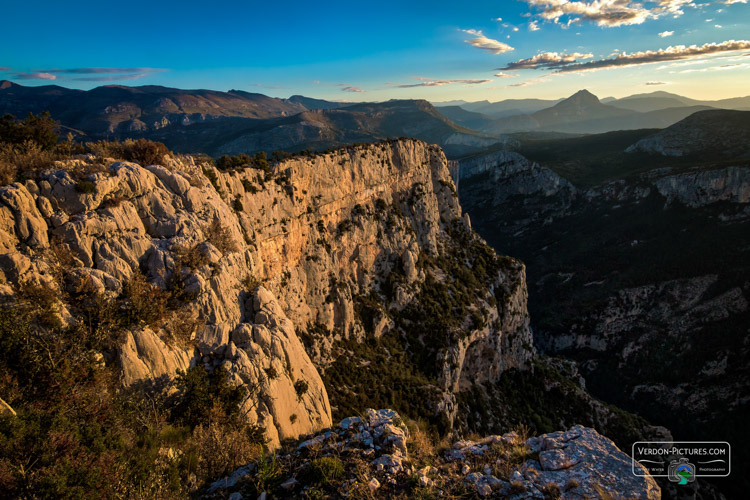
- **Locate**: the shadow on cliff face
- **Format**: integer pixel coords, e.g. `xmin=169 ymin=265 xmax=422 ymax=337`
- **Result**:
xmin=458 ymin=143 xmax=750 ymax=498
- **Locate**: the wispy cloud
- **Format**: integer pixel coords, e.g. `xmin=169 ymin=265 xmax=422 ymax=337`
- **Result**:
xmin=674 ymin=62 xmax=750 ymax=73
xmin=529 ymin=21 xmax=541 ymax=31
xmin=494 ymin=72 xmax=516 ymax=78
xmin=73 ymin=74 xmax=153 ymax=82
xmin=659 ymin=30 xmax=674 ymax=37
xmin=0 ymin=67 xmax=11 ymax=72
xmin=460 ymin=29 xmax=514 ymax=54
xmin=502 ymin=40 xmax=750 ymax=73
xmin=390 ymin=77 xmax=492 ymax=88
xmin=645 ymin=81 xmax=667 ymax=85
xmin=11 ymin=72 xmax=57 ymax=80
xmin=498 ymin=51 xmax=594 ymax=71
xmin=521 ymin=1 xmax=698 ymax=28
xmin=26 ymin=67 xmax=166 ymax=82
xmin=33 ymin=67 xmax=164 ymax=74
xmin=505 ymin=76 xmax=552 ymax=88
xmin=723 ymin=0 xmax=746 ymax=4
xmin=341 ymin=86 xmax=364 ymax=92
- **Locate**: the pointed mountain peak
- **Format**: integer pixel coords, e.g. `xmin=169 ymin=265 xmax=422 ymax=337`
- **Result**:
xmin=567 ymin=89 xmax=600 ymax=104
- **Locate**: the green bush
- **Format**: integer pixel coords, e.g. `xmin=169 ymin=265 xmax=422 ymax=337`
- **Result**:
xmin=170 ymin=365 xmax=248 ymax=429
xmin=74 ymin=180 xmax=96 ymax=194
xmin=0 ymin=112 xmax=59 ymax=150
xmin=216 ymin=152 xmax=270 ymax=172
xmin=300 ymin=457 xmax=344 ymax=487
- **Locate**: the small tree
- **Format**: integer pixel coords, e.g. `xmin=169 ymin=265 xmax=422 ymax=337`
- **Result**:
xmin=0 ymin=112 xmax=59 ymax=150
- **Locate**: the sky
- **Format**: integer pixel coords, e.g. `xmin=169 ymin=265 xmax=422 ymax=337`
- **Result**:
xmin=1 ymin=0 xmax=749 ymax=102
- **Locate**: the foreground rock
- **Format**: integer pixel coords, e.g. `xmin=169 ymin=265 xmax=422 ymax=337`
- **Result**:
xmin=206 ymin=408 xmax=660 ymax=499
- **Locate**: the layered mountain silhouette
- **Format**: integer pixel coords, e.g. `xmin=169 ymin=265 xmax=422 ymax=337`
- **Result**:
xmin=0 ymin=81 xmax=507 ymax=157
xmin=437 ymin=97 xmax=562 ymax=118
xmin=437 ymin=89 xmax=750 ymax=135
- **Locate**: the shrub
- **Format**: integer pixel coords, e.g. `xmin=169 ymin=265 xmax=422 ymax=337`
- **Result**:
xmin=120 ymin=272 xmax=169 ymax=328
xmin=0 ymin=159 xmax=15 ymax=185
xmin=232 ymin=195 xmax=244 ymax=212
xmin=205 ymin=219 xmax=239 ymax=254
xmin=189 ymin=409 xmax=260 ymax=481
xmin=265 ymin=366 xmax=278 ymax=380
xmin=510 ymin=481 xmax=527 ymax=493
xmin=85 ymin=138 xmax=170 ymax=166
xmin=202 ymin=167 xmax=221 ymax=192
xmin=126 ymin=138 xmax=169 ymax=166
xmin=216 ymin=152 xmax=270 ymax=172
xmin=74 ymin=180 xmax=96 ymax=194
xmin=294 ymin=379 xmax=309 ymax=400
xmin=565 ymin=478 xmax=580 ymax=491
xmin=541 ymin=482 xmax=562 ymax=499
xmin=301 ymin=457 xmax=344 ymax=486
xmin=171 ymin=366 xmax=248 ymax=429
xmin=242 ymin=178 xmax=259 ymax=193
xmin=254 ymin=447 xmax=281 ymax=493
xmin=0 ymin=112 xmax=58 ymax=150
xmin=406 ymin=419 xmax=436 ymax=466
xmin=242 ymin=274 xmax=261 ymax=292
xmin=216 ymin=153 xmax=251 ymax=171
xmin=0 ymin=140 xmax=55 ymax=181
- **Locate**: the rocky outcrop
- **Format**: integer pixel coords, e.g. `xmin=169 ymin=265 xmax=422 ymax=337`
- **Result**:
xmin=119 ymin=328 xmax=193 ymax=387
xmin=654 ymin=166 xmax=750 ymax=207
xmin=0 ymin=139 xmax=533 ymax=447
xmin=207 ymin=409 xmax=660 ymax=500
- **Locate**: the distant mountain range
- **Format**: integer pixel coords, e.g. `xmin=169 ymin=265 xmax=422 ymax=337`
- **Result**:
xmin=0 ymin=80 xmax=508 ymax=157
xmin=434 ymin=89 xmax=750 ymax=135
xmin=3 ymin=80 xmax=749 ymax=157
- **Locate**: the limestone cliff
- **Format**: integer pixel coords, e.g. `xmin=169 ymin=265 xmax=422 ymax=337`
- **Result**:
xmin=0 ymin=139 xmax=533 ymax=447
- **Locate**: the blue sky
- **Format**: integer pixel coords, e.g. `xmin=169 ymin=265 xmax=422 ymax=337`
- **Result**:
xmin=1 ymin=0 xmax=749 ymax=101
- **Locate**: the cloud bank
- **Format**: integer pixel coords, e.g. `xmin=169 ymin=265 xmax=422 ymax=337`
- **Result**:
xmin=499 ymin=40 xmax=750 ymax=73
xmin=521 ymin=0 xmax=698 ymax=27
xmin=498 ymin=51 xmax=594 ymax=70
